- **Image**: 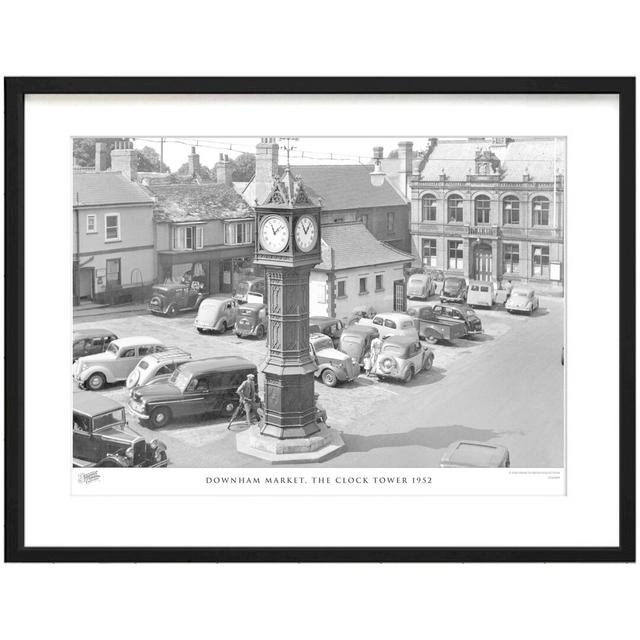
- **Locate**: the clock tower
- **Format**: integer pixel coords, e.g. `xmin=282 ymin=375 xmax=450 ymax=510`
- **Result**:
xmin=236 ymin=167 xmax=345 ymax=462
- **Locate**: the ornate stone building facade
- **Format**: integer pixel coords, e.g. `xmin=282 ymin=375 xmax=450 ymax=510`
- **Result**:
xmin=408 ymin=137 xmax=565 ymax=292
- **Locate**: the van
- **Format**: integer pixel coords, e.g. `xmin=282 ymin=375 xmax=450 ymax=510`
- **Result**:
xmin=466 ymin=281 xmax=494 ymax=308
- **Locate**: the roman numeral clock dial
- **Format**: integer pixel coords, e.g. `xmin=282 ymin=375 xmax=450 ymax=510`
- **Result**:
xmin=294 ymin=215 xmax=318 ymax=253
xmin=259 ymin=214 xmax=289 ymax=253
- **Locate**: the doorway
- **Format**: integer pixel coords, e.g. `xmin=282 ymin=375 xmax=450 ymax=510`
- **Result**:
xmin=473 ymin=243 xmax=493 ymax=281
xmin=78 ymin=267 xmax=94 ymax=300
xmin=220 ymin=259 xmax=233 ymax=293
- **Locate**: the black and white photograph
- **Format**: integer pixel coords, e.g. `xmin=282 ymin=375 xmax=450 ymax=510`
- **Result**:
xmin=71 ymin=134 xmax=565 ymax=472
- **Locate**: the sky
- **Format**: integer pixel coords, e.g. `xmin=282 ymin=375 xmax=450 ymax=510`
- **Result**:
xmin=131 ymin=136 xmax=434 ymax=173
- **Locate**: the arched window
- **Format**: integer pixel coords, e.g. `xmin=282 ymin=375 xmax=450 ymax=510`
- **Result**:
xmin=447 ymin=195 xmax=463 ymax=223
xmin=503 ymin=196 xmax=520 ymax=225
xmin=474 ymin=195 xmax=490 ymax=224
xmin=532 ymin=196 xmax=550 ymax=226
xmin=421 ymin=194 xmax=437 ymax=222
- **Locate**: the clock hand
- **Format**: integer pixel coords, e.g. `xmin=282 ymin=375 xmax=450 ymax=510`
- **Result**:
xmin=302 ymin=221 xmax=309 ymax=234
xmin=269 ymin=221 xmax=276 ymax=234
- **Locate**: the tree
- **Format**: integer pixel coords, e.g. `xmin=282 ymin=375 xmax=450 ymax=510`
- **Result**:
xmin=136 ymin=146 xmax=170 ymax=173
xmin=231 ymin=152 xmax=256 ymax=182
xmin=174 ymin=162 xmax=211 ymax=180
xmin=73 ymin=137 xmax=121 ymax=167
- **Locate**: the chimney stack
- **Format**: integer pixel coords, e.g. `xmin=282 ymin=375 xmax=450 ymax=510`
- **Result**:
xmin=215 ymin=153 xmax=234 ymax=186
xmin=95 ymin=142 xmax=109 ymax=171
xmin=372 ymin=146 xmax=384 ymax=160
xmin=110 ymin=138 xmax=138 ymax=181
xmin=188 ymin=146 xmax=201 ymax=178
xmin=255 ymin=137 xmax=279 ymax=205
xmin=397 ymin=141 xmax=414 ymax=196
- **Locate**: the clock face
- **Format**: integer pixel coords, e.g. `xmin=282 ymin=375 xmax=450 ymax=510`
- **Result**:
xmin=294 ymin=215 xmax=318 ymax=253
xmin=259 ymin=215 xmax=289 ymax=253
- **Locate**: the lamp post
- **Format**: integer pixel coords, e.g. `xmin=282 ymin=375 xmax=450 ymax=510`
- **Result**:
xmin=235 ymin=167 xmax=345 ymax=463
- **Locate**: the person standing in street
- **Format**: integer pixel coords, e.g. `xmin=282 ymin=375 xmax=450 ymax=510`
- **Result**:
xmin=504 ymin=279 xmax=513 ymax=299
xmin=236 ymin=373 xmax=257 ymax=429
xmin=369 ymin=336 xmax=383 ymax=377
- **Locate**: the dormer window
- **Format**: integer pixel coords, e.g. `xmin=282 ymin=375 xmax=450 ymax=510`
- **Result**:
xmin=173 ymin=225 xmax=204 ymax=250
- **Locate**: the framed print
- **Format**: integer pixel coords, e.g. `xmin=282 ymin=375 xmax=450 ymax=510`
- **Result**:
xmin=4 ymin=77 xmax=635 ymax=562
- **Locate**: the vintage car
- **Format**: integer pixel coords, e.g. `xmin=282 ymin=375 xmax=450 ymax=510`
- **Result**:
xmin=407 ymin=273 xmax=435 ymax=300
xmin=440 ymin=276 xmax=468 ymax=303
xmin=430 ymin=302 xmax=483 ymax=335
xmin=72 ymin=328 xmax=118 ymax=362
xmin=358 ymin=312 xmax=419 ymax=341
xmin=148 ymin=282 xmax=208 ymax=317
xmin=235 ymin=302 xmax=267 ymax=339
xmin=309 ymin=316 xmax=345 ymax=348
xmin=309 ymin=332 xmax=360 ymax=387
xmin=505 ymin=287 xmax=539 ymax=315
xmin=467 ymin=281 xmax=495 ymax=309
xmin=439 ymin=440 xmax=511 ymax=468
xmin=373 ymin=335 xmax=434 ymax=383
xmin=345 ymin=305 xmax=377 ymax=327
xmin=126 ymin=347 xmax=192 ymax=391
xmin=194 ymin=296 xmax=238 ymax=333
xmin=406 ymin=304 xmax=468 ymax=344
xmin=425 ymin=269 xmax=445 ymax=295
xmin=234 ymin=277 xmax=265 ymax=304
xmin=338 ymin=324 xmax=380 ymax=367
xmin=73 ymin=337 xmax=166 ymax=391
xmin=128 ymin=356 xmax=257 ymax=428
xmin=73 ymin=391 xmax=168 ymax=468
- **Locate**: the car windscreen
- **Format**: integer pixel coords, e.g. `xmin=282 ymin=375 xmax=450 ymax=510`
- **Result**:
xmin=93 ymin=409 xmax=125 ymax=431
xmin=312 ymin=337 xmax=334 ymax=351
xmin=170 ymin=369 xmax=192 ymax=392
xmin=239 ymin=307 xmax=254 ymax=316
xmin=511 ymin=290 xmax=529 ymax=298
xmin=381 ymin=344 xmax=406 ymax=357
xmin=340 ymin=336 xmax=362 ymax=346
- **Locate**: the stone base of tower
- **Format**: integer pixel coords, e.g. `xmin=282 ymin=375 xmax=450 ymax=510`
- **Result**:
xmin=236 ymin=420 xmax=345 ymax=465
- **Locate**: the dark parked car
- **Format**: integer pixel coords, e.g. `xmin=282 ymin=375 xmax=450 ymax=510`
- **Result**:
xmin=406 ymin=304 xmax=468 ymax=344
xmin=128 ymin=357 xmax=257 ymax=428
xmin=430 ymin=302 xmax=483 ymax=335
xmin=440 ymin=276 xmax=467 ymax=303
xmin=309 ymin=316 xmax=344 ymax=348
xmin=148 ymin=283 xmax=208 ymax=317
xmin=339 ymin=324 xmax=379 ymax=367
xmin=73 ymin=392 xmax=167 ymax=468
xmin=73 ymin=328 xmax=118 ymax=362
xmin=235 ymin=302 xmax=267 ymax=339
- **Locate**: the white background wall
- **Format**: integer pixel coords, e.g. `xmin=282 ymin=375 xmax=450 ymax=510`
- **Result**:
xmin=2 ymin=4 xmax=638 ymax=640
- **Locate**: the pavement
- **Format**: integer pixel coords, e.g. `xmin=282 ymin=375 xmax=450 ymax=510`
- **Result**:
xmin=73 ymin=296 xmax=564 ymax=468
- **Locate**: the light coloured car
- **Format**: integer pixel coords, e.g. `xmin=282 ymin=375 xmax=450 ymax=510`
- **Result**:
xmin=73 ymin=337 xmax=166 ymax=391
xmin=440 ymin=440 xmax=511 ymax=468
xmin=406 ymin=273 xmax=435 ymax=300
xmin=374 ymin=335 xmax=434 ymax=383
xmin=309 ymin=333 xmax=359 ymax=387
xmin=505 ymin=287 xmax=539 ymax=315
xmin=467 ymin=281 xmax=495 ymax=309
xmin=194 ymin=296 xmax=238 ymax=333
xmin=358 ymin=312 xmax=419 ymax=341
xmin=126 ymin=347 xmax=192 ymax=392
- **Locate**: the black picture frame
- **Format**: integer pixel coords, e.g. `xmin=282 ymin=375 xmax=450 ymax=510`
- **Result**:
xmin=4 ymin=77 xmax=635 ymax=563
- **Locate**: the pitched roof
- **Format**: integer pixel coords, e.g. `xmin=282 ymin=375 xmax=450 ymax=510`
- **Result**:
xmin=317 ymin=221 xmax=412 ymax=271
xmin=290 ymin=164 xmax=407 ymax=210
xmin=149 ymin=183 xmax=254 ymax=223
xmin=239 ymin=164 xmax=408 ymax=210
xmin=73 ymin=171 xmax=154 ymax=206
xmin=419 ymin=137 xmax=565 ymax=182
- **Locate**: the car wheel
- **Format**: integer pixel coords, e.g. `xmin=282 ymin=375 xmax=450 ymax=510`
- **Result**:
xmin=425 ymin=334 xmax=438 ymax=345
xmin=255 ymin=324 xmax=265 ymax=340
xmin=423 ymin=354 xmax=434 ymax=371
xmin=321 ymin=369 xmax=338 ymax=387
xmin=220 ymin=400 xmax=236 ymax=417
xmin=403 ymin=367 xmax=414 ymax=384
xmin=97 ymin=457 xmax=127 ymax=468
xmin=197 ymin=328 xmax=205 ymax=334
xmin=149 ymin=406 xmax=171 ymax=428
xmin=221 ymin=321 xmax=228 ymax=333
xmin=167 ymin=305 xmax=178 ymax=318
xmin=87 ymin=372 xmax=106 ymax=391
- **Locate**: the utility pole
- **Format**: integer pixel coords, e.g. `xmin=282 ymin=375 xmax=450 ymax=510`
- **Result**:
xmin=160 ymin=137 xmax=164 ymax=169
